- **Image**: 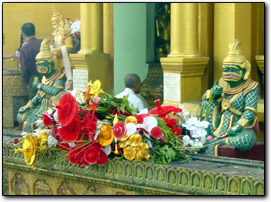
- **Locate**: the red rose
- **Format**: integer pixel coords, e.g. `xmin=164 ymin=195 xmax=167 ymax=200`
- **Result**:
xmin=112 ymin=121 xmax=127 ymax=139
xmin=151 ymin=127 xmax=162 ymax=139
xmin=173 ymin=127 xmax=182 ymax=136
xmin=96 ymin=151 xmax=108 ymax=166
xmin=42 ymin=112 xmax=53 ymax=127
xmin=58 ymin=115 xmax=81 ymax=141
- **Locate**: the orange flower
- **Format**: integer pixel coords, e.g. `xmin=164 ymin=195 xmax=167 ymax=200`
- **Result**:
xmin=83 ymin=87 xmax=91 ymax=103
xmin=98 ymin=124 xmax=114 ymax=147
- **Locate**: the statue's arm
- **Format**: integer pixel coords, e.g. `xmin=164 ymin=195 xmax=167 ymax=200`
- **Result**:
xmin=237 ymin=88 xmax=258 ymax=128
xmin=39 ymin=78 xmax=66 ymax=96
xmin=228 ymin=88 xmax=258 ymax=136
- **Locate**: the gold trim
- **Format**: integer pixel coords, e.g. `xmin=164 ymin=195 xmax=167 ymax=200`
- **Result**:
xmin=214 ymin=144 xmax=220 ymax=156
xmin=52 ymin=84 xmax=64 ymax=89
xmin=206 ymin=89 xmax=211 ymax=99
xmin=225 ymin=138 xmax=230 ymax=146
xmin=22 ymin=121 xmax=28 ymax=131
xmin=243 ymin=81 xmax=258 ymax=96
xmin=223 ymin=79 xmax=250 ymax=95
xmin=237 ymin=118 xmax=249 ymax=128
xmin=21 ymin=111 xmax=29 ymax=122
xmin=213 ymin=114 xmax=234 ymax=138
xmin=228 ymin=107 xmax=242 ymax=116
xmin=213 ymin=114 xmax=224 ymax=138
xmin=244 ymin=106 xmax=257 ymax=114
xmin=26 ymin=101 xmax=34 ymax=109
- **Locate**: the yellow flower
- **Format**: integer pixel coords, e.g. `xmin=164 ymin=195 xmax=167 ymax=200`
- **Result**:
xmin=138 ymin=142 xmax=149 ymax=150
xmin=123 ymin=146 xmax=136 ymax=160
xmin=125 ymin=116 xmax=137 ymax=125
xmin=14 ymin=135 xmax=38 ymax=165
xmin=135 ymin=150 xmax=150 ymax=161
xmin=98 ymin=124 xmax=114 ymax=147
xmin=38 ymin=132 xmax=48 ymax=152
xmin=128 ymin=134 xmax=142 ymax=147
xmin=88 ymin=80 xmax=105 ymax=98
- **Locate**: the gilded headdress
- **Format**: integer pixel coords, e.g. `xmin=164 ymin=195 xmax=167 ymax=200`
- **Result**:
xmin=223 ymin=39 xmax=251 ymax=80
xmin=36 ymin=38 xmax=54 ymax=61
xmin=51 ymin=4 xmax=64 ymax=23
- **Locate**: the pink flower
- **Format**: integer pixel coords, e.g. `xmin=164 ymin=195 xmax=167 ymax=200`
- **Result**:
xmin=93 ymin=97 xmax=101 ymax=104
xmin=206 ymin=135 xmax=213 ymax=141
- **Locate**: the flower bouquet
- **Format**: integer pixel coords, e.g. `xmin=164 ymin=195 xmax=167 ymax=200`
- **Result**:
xmin=14 ymin=80 xmax=202 ymax=167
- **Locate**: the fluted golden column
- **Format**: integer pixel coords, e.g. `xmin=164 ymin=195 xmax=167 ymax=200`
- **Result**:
xmin=161 ymin=3 xmax=209 ymax=108
xmin=70 ymin=3 xmax=112 ymax=93
xmin=79 ymin=3 xmax=103 ymax=54
xmin=170 ymin=3 xmax=199 ymax=56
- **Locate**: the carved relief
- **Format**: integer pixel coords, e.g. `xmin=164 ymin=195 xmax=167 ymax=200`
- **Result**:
xmin=227 ymin=176 xmax=240 ymax=195
xmin=11 ymin=173 xmax=30 ymax=195
xmin=34 ymin=179 xmax=53 ymax=195
xmin=57 ymin=180 xmax=77 ymax=195
xmin=168 ymin=169 xmax=177 ymax=189
xmin=178 ymin=169 xmax=190 ymax=191
xmin=214 ymin=175 xmax=227 ymax=195
xmin=202 ymin=173 xmax=214 ymax=194
xmin=241 ymin=178 xmax=253 ymax=195
xmin=254 ymin=181 xmax=264 ymax=195
xmin=191 ymin=171 xmax=201 ymax=193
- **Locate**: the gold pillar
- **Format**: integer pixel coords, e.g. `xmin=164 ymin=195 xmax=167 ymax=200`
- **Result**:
xmin=70 ymin=3 xmax=113 ymax=93
xmin=161 ymin=3 xmax=209 ymax=108
xmin=213 ymin=3 xmax=252 ymax=81
xmin=169 ymin=3 xmax=199 ymax=56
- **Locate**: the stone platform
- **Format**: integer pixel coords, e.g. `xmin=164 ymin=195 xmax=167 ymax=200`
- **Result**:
xmin=3 ymin=129 xmax=264 ymax=195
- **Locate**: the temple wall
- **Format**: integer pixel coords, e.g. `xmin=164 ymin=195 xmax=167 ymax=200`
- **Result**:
xmin=3 ymin=3 xmax=80 ymax=69
xmin=113 ymin=3 xmax=149 ymax=95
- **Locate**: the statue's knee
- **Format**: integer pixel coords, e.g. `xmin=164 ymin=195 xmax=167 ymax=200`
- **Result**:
xmin=235 ymin=130 xmax=256 ymax=152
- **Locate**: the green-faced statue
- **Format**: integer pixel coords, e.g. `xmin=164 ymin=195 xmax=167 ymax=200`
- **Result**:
xmin=17 ymin=38 xmax=66 ymax=133
xmin=200 ymin=39 xmax=259 ymax=156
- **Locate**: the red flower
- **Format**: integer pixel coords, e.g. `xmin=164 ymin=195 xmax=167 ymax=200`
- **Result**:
xmin=151 ymin=127 xmax=162 ymax=139
xmin=42 ymin=112 xmax=53 ymax=127
xmin=57 ymin=93 xmax=78 ymax=126
xmin=14 ymin=138 xmax=19 ymax=144
xmin=84 ymin=147 xmax=100 ymax=164
xmin=81 ymin=112 xmax=97 ymax=142
xmin=112 ymin=121 xmax=127 ymax=139
xmin=133 ymin=114 xmax=148 ymax=124
xmin=97 ymin=151 xmax=108 ymax=166
xmin=58 ymin=115 xmax=81 ymax=141
xmin=68 ymin=147 xmax=81 ymax=164
xmin=173 ymin=127 xmax=182 ymax=136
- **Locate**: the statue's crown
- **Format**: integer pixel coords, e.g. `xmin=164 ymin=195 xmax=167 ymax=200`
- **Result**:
xmin=36 ymin=38 xmax=54 ymax=60
xmin=52 ymin=5 xmax=63 ymax=21
xmin=223 ymin=39 xmax=247 ymax=64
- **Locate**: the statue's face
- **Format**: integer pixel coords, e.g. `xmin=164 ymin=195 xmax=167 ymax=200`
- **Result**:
xmin=36 ymin=60 xmax=54 ymax=76
xmin=222 ymin=63 xmax=246 ymax=86
xmin=52 ymin=21 xmax=59 ymax=30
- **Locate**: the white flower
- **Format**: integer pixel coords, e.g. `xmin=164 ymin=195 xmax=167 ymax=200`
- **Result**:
xmin=138 ymin=108 xmax=148 ymax=115
xmin=183 ymin=135 xmax=190 ymax=146
xmin=182 ymin=117 xmax=209 ymax=138
xmin=47 ymin=136 xmax=58 ymax=147
xmin=103 ymin=145 xmax=112 ymax=156
xmin=126 ymin=123 xmax=137 ymax=135
xmin=53 ymin=110 xmax=58 ymax=122
xmin=70 ymin=19 xmax=80 ymax=34
xmin=143 ymin=116 xmax=158 ymax=132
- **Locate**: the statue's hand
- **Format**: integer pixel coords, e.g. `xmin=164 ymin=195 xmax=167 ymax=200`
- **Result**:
xmin=32 ymin=79 xmax=40 ymax=89
xmin=211 ymin=80 xmax=223 ymax=99
xmin=18 ymin=105 xmax=30 ymax=113
xmin=228 ymin=125 xmax=243 ymax=137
